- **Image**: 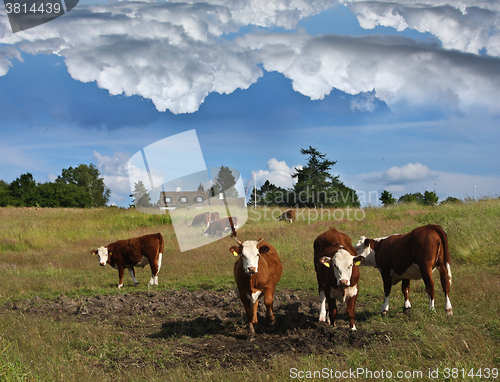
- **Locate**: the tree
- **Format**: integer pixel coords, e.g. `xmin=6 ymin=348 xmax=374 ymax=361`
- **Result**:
xmin=8 ymin=173 xmax=39 ymax=207
xmin=423 ymin=190 xmax=439 ymax=206
xmin=0 ymin=179 xmax=16 ymax=207
xmin=212 ymin=166 xmax=239 ymax=198
xmin=247 ymin=180 xmax=291 ymax=207
xmin=57 ymin=164 xmax=110 ymax=207
xmin=197 ymin=183 xmax=205 ymax=192
xmin=441 ymin=196 xmax=461 ymax=204
xmin=292 ymin=147 xmax=359 ymax=208
xmin=398 ymin=192 xmax=424 ymax=204
xmin=132 ymin=181 xmax=152 ymax=208
xmin=380 ymin=190 xmax=397 ymax=206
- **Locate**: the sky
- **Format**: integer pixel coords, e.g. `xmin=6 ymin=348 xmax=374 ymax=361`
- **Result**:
xmin=0 ymin=0 xmax=499 ymax=207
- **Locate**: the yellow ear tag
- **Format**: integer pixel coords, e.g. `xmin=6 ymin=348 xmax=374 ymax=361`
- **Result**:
xmin=323 ymin=262 xmax=330 ymax=268
xmin=232 ymin=251 xmax=239 ymax=257
xmin=354 ymin=261 xmax=361 ymax=266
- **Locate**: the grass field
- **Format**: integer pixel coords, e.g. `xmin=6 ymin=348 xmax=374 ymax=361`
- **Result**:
xmin=0 ymin=200 xmax=499 ymax=381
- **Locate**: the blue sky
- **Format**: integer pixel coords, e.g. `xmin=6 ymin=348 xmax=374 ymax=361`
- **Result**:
xmin=0 ymin=0 xmax=499 ymax=207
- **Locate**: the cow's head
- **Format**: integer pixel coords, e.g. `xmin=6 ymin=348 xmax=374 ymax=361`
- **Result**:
xmin=355 ymin=236 xmax=374 ymax=257
xmin=229 ymin=238 xmax=267 ymax=275
xmin=320 ymin=248 xmax=365 ymax=287
xmin=91 ymin=246 xmax=110 ymax=266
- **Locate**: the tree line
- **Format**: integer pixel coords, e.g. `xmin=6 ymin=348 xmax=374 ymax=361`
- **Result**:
xmin=248 ymin=147 xmax=360 ymax=208
xmin=379 ymin=190 xmax=461 ymax=206
xmin=0 ymin=164 xmax=110 ymax=208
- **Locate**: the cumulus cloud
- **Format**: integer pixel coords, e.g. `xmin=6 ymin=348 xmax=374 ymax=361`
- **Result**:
xmin=0 ymin=0 xmax=499 ymax=114
xmin=253 ymin=158 xmax=302 ymax=189
xmin=363 ymin=162 xmax=435 ymax=185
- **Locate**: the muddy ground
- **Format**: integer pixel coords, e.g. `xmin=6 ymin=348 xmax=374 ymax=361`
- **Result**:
xmin=3 ymin=289 xmax=391 ymax=370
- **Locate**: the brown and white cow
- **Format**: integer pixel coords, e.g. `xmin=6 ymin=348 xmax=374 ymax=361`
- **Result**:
xmin=278 ymin=209 xmax=295 ymax=223
xmin=210 ymin=212 xmax=220 ymax=222
xmin=204 ymin=216 xmax=238 ymax=236
xmin=314 ymin=228 xmax=365 ymax=330
xmin=355 ymin=224 xmax=453 ymax=316
xmin=190 ymin=212 xmax=211 ymax=228
xmin=229 ymin=238 xmax=283 ymax=340
xmin=91 ymin=233 xmax=164 ymax=289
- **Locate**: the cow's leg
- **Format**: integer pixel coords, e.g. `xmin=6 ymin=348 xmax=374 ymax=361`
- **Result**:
xmin=118 ymin=266 xmax=125 ymax=289
xmin=318 ymin=289 xmax=328 ymax=323
xmin=128 ymin=268 xmax=139 ymax=286
xmin=327 ymin=297 xmax=338 ymax=327
xmin=402 ymin=279 xmax=411 ymax=314
xmin=438 ymin=264 xmax=453 ymax=316
xmin=148 ymin=260 xmax=160 ymax=287
xmin=420 ymin=266 xmax=436 ymax=311
xmin=239 ymin=291 xmax=257 ymax=340
xmin=264 ymin=289 xmax=276 ymax=326
xmin=346 ymin=294 xmax=358 ymax=331
xmin=380 ymin=268 xmax=393 ymax=314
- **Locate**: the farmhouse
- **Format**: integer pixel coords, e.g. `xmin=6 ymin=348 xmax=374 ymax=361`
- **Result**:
xmin=159 ymin=188 xmax=245 ymax=210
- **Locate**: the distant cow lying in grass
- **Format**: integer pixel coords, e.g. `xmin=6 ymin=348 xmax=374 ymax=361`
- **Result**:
xmin=314 ymin=228 xmax=365 ymax=330
xmin=355 ymin=224 xmax=453 ymax=316
xmin=190 ymin=212 xmax=220 ymax=228
xmin=229 ymin=238 xmax=282 ymax=340
xmin=204 ymin=217 xmax=238 ymax=237
xmin=278 ymin=209 xmax=295 ymax=223
xmin=91 ymin=233 xmax=164 ymax=289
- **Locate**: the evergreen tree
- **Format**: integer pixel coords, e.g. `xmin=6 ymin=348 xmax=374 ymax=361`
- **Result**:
xmin=380 ymin=190 xmax=397 ymax=206
xmin=423 ymin=190 xmax=439 ymax=206
xmin=197 ymin=183 xmax=205 ymax=192
xmin=213 ymin=166 xmax=239 ymax=198
xmin=8 ymin=173 xmax=39 ymax=207
xmin=292 ymin=147 xmax=359 ymax=208
xmin=132 ymin=181 xmax=152 ymax=208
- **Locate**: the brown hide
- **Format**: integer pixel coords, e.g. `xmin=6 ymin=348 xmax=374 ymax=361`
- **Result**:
xmin=230 ymin=240 xmax=282 ymax=339
xmin=205 ymin=217 xmax=238 ymax=236
xmin=313 ymin=228 xmax=363 ymax=329
xmin=279 ymin=209 xmax=295 ymax=222
xmin=190 ymin=212 xmax=211 ymax=226
xmin=92 ymin=233 xmax=164 ymax=288
xmin=364 ymin=224 xmax=452 ymax=315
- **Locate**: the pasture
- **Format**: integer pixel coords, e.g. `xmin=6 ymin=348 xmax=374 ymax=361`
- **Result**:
xmin=0 ymin=200 xmax=499 ymax=381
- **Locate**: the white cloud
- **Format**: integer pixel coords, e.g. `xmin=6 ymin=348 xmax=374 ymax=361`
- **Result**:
xmin=93 ymin=150 xmax=133 ymax=197
xmin=253 ymin=158 xmax=302 ymax=189
xmin=363 ymin=162 xmax=434 ymax=185
xmin=0 ymin=1 xmax=499 ymax=114
xmin=342 ymin=1 xmax=500 ymax=56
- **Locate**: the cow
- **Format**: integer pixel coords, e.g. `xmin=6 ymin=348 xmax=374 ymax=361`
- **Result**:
xmin=91 ymin=233 xmax=164 ymax=289
xmin=204 ymin=216 xmax=238 ymax=236
xmin=354 ymin=224 xmax=453 ymax=316
xmin=314 ymin=228 xmax=365 ymax=330
xmin=278 ymin=209 xmax=295 ymax=223
xmin=190 ymin=212 xmax=211 ymax=228
xmin=210 ymin=212 xmax=219 ymax=222
xmin=229 ymin=238 xmax=283 ymax=340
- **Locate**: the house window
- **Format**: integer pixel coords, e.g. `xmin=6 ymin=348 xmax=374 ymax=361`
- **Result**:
xmin=165 ymin=197 xmax=172 ymax=203
xmin=195 ymin=196 xmax=204 ymax=203
xmin=180 ymin=197 xmax=188 ymax=203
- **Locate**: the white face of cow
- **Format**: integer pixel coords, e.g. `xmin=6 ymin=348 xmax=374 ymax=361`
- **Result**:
xmin=330 ymin=249 xmax=357 ymax=287
xmin=97 ymin=246 xmax=109 ymax=266
xmin=355 ymin=236 xmax=373 ymax=257
xmin=240 ymin=241 xmax=261 ymax=275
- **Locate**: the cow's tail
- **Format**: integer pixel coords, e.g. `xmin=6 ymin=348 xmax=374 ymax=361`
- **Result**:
xmin=436 ymin=226 xmax=452 ymax=282
xmin=157 ymin=233 xmax=164 ymax=269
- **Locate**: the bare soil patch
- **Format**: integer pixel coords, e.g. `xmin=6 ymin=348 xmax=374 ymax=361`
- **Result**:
xmin=3 ymin=289 xmax=391 ymax=371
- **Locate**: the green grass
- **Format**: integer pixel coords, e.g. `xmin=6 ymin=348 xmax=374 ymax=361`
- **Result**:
xmin=0 ymin=200 xmax=499 ymax=381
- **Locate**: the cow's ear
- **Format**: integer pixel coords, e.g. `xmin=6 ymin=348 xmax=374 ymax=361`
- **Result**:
xmin=90 ymin=250 xmax=97 ymax=256
xmin=320 ymin=256 xmax=332 ymax=268
xmin=259 ymin=245 xmax=270 ymax=255
xmin=229 ymin=246 xmax=241 ymax=257
xmin=353 ymin=256 xmax=365 ymax=266
xmin=364 ymin=238 xmax=370 ymax=247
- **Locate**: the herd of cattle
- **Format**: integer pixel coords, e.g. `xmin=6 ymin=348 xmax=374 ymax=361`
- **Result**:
xmin=91 ymin=209 xmax=453 ymax=340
